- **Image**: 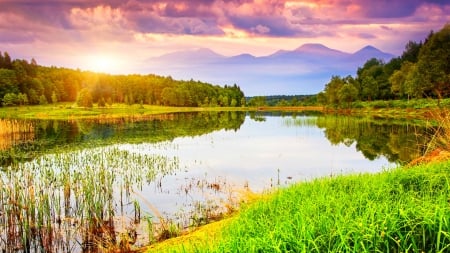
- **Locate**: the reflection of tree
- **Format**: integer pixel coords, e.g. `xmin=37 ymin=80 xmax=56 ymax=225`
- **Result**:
xmin=249 ymin=111 xmax=266 ymax=122
xmin=0 ymin=111 xmax=246 ymax=166
xmin=316 ymin=116 xmax=430 ymax=163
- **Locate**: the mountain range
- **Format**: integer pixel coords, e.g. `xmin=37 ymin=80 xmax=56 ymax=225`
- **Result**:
xmin=144 ymin=43 xmax=395 ymax=96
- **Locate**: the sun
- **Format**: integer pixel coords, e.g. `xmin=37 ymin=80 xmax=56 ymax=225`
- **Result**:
xmin=85 ymin=54 xmax=119 ymax=73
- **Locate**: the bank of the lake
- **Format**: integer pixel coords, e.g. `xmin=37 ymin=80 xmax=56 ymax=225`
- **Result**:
xmin=0 ymin=103 xmax=253 ymax=120
xmin=145 ymin=159 xmax=450 ymax=252
xmin=0 ymin=100 xmax=447 ymax=121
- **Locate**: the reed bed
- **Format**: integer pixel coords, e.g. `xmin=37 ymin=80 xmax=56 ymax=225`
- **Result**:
xmin=0 ymin=119 xmax=35 ymax=151
xmin=0 ymin=144 xmax=179 ymax=252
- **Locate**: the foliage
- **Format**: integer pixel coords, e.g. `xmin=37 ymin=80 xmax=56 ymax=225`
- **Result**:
xmin=0 ymin=54 xmax=245 ymax=108
xmin=76 ymin=88 xmax=93 ymax=108
xmin=321 ymin=23 xmax=450 ymax=107
xmin=416 ymin=24 xmax=450 ymax=99
xmin=247 ymin=95 xmax=317 ymax=107
xmin=247 ymin=96 xmax=266 ymax=107
xmin=38 ymin=94 xmax=47 ymax=105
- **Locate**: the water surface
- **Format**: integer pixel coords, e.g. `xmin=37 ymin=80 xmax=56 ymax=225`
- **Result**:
xmin=0 ymin=112 xmax=431 ymax=251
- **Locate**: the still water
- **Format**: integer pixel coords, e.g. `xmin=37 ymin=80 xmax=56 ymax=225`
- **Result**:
xmin=0 ymin=112 xmax=429 ymax=251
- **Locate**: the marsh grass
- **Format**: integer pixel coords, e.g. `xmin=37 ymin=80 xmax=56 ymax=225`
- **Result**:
xmin=0 ymin=145 xmax=180 ymax=252
xmin=423 ymin=109 xmax=450 ymax=153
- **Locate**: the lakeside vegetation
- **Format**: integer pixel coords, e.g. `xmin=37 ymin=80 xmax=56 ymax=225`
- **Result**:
xmin=146 ymin=159 xmax=450 ymax=253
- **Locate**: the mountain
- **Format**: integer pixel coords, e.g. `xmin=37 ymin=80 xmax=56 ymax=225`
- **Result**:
xmin=145 ymin=44 xmax=395 ymax=95
xmin=154 ymin=48 xmax=225 ymax=64
xmin=351 ymin=45 xmax=394 ymax=62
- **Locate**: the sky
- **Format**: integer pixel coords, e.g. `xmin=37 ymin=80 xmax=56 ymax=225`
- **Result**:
xmin=0 ymin=0 xmax=449 ymax=75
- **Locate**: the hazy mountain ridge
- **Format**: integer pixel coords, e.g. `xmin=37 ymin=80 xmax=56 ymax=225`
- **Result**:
xmin=146 ymin=44 xmax=395 ymax=95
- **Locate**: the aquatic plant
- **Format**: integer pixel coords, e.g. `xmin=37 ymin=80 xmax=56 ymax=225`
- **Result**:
xmin=0 ymin=144 xmax=179 ymax=252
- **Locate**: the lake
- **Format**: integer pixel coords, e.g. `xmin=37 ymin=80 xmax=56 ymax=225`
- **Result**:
xmin=0 ymin=111 xmax=431 ymax=251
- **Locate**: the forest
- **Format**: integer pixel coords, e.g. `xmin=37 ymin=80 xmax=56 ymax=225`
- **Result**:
xmin=319 ymin=23 xmax=450 ymax=107
xmin=0 ymin=53 xmax=245 ymax=108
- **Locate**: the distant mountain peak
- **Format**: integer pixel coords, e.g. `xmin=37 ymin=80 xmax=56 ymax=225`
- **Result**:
xmin=356 ymin=45 xmax=382 ymax=53
xmin=295 ymin=43 xmax=332 ymax=52
xmin=353 ymin=45 xmax=394 ymax=61
xmin=154 ymin=47 xmax=225 ymax=62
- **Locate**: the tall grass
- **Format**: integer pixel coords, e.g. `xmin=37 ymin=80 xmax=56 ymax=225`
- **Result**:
xmin=212 ymin=161 xmax=450 ymax=252
xmin=0 ymin=144 xmax=180 ymax=251
xmin=148 ymin=160 xmax=450 ymax=252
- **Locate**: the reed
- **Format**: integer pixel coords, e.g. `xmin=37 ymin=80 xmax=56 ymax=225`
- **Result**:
xmin=0 ymin=144 xmax=180 ymax=251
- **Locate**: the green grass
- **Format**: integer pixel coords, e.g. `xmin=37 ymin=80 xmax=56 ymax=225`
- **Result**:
xmin=351 ymin=98 xmax=450 ymax=110
xmin=0 ymin=103 xmax=250 ymax=120
xmin=147 ymin=160 xmax=450 ymax=252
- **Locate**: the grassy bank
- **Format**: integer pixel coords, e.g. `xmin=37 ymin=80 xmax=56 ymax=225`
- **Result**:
xmin=0 ymin=99 xmax=447 ymax=121
xmin=0 ymin=103 xmax=251 ymax=120
xmin=146 ymin=160 xmax=450 ymax=252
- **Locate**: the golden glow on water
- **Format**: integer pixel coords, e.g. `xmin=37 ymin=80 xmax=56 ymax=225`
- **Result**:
xmin=0 ymin=119 xmax=35 ymax=150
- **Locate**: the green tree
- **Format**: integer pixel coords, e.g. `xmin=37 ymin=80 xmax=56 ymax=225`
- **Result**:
xmin=240 ymin=97 xmax=246 ymax=107
xmin=76 ymin=88 xmax=93 ymax=108
xmin=389 ymin=61 xmax=414 ymax=98
xmin=404 ymin=64 xmax=423 ymax=99
xmin=27 ymin=89 xmax=39 ymax=105
xmin=17 ymin=93 xmax=28 ymax=105
xmin=323 ymin=76 xmax=345 ymax=105
xmin=338 ymin=83 xmax=358 ymax=108
xmin=248 ymin=96 xmax=267 ymax=107
xmin=0 ymin=69 xmax=19 ymax=99
xmin=401 ymin=40 xmax=422 ymax=63
xmin=416 ymin=24 xmax=450 ymax=99
xmin=39 ymin=94 xmax=48 ymax=105
xmin=2 ymin=93 xmax=18 ymax=106
xmin=98 ymin=97 xmax=106 ymax=107
xmin=51 ymin=91 xmax=58 ymax=104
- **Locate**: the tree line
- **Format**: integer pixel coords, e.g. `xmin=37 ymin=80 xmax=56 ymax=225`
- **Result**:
xmin=319 ymin=23 xmax=450 ymax=107
xmin=0 ymin=53 xmax=245 ymax=107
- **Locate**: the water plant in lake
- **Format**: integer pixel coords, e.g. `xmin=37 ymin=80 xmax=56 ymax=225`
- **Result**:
xmin=0 ymin=144 xmax=179 ymax=252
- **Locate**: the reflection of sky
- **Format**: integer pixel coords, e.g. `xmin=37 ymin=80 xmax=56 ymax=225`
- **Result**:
xmin=119 ymin=115 xmax=394 ymax=219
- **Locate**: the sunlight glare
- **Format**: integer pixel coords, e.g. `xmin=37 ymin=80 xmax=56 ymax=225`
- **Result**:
xmin=85 ymin=54 xmax=119 ymax=73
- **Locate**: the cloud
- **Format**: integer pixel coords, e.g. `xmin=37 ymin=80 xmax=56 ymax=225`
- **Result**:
xmin=1 ymin=0 xmax=448 ymax=41
xmin=357 ymin=33 xmax=377 ymax=39
xmin=0 ymin=0 xmax=448 ymax=67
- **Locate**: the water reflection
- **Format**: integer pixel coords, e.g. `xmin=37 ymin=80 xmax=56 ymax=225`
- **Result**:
xmin=0 ymin=112 xmax=436 ymax=251
xmin=282 ymin=115 xmax=429 ymax=164
xmin=0 ymin=111 xmax=246 ymax=166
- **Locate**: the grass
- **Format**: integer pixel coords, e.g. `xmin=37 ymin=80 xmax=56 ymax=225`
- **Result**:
xmin=0 ymin=103 xmax=251 ymax=120
xmin=146 ymin=160 xmax=450 ymax=252
xmin=0 ymin=99 xmax=447 ymax=121
xmin=0 ymin=145 xmax=180 ymax=251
